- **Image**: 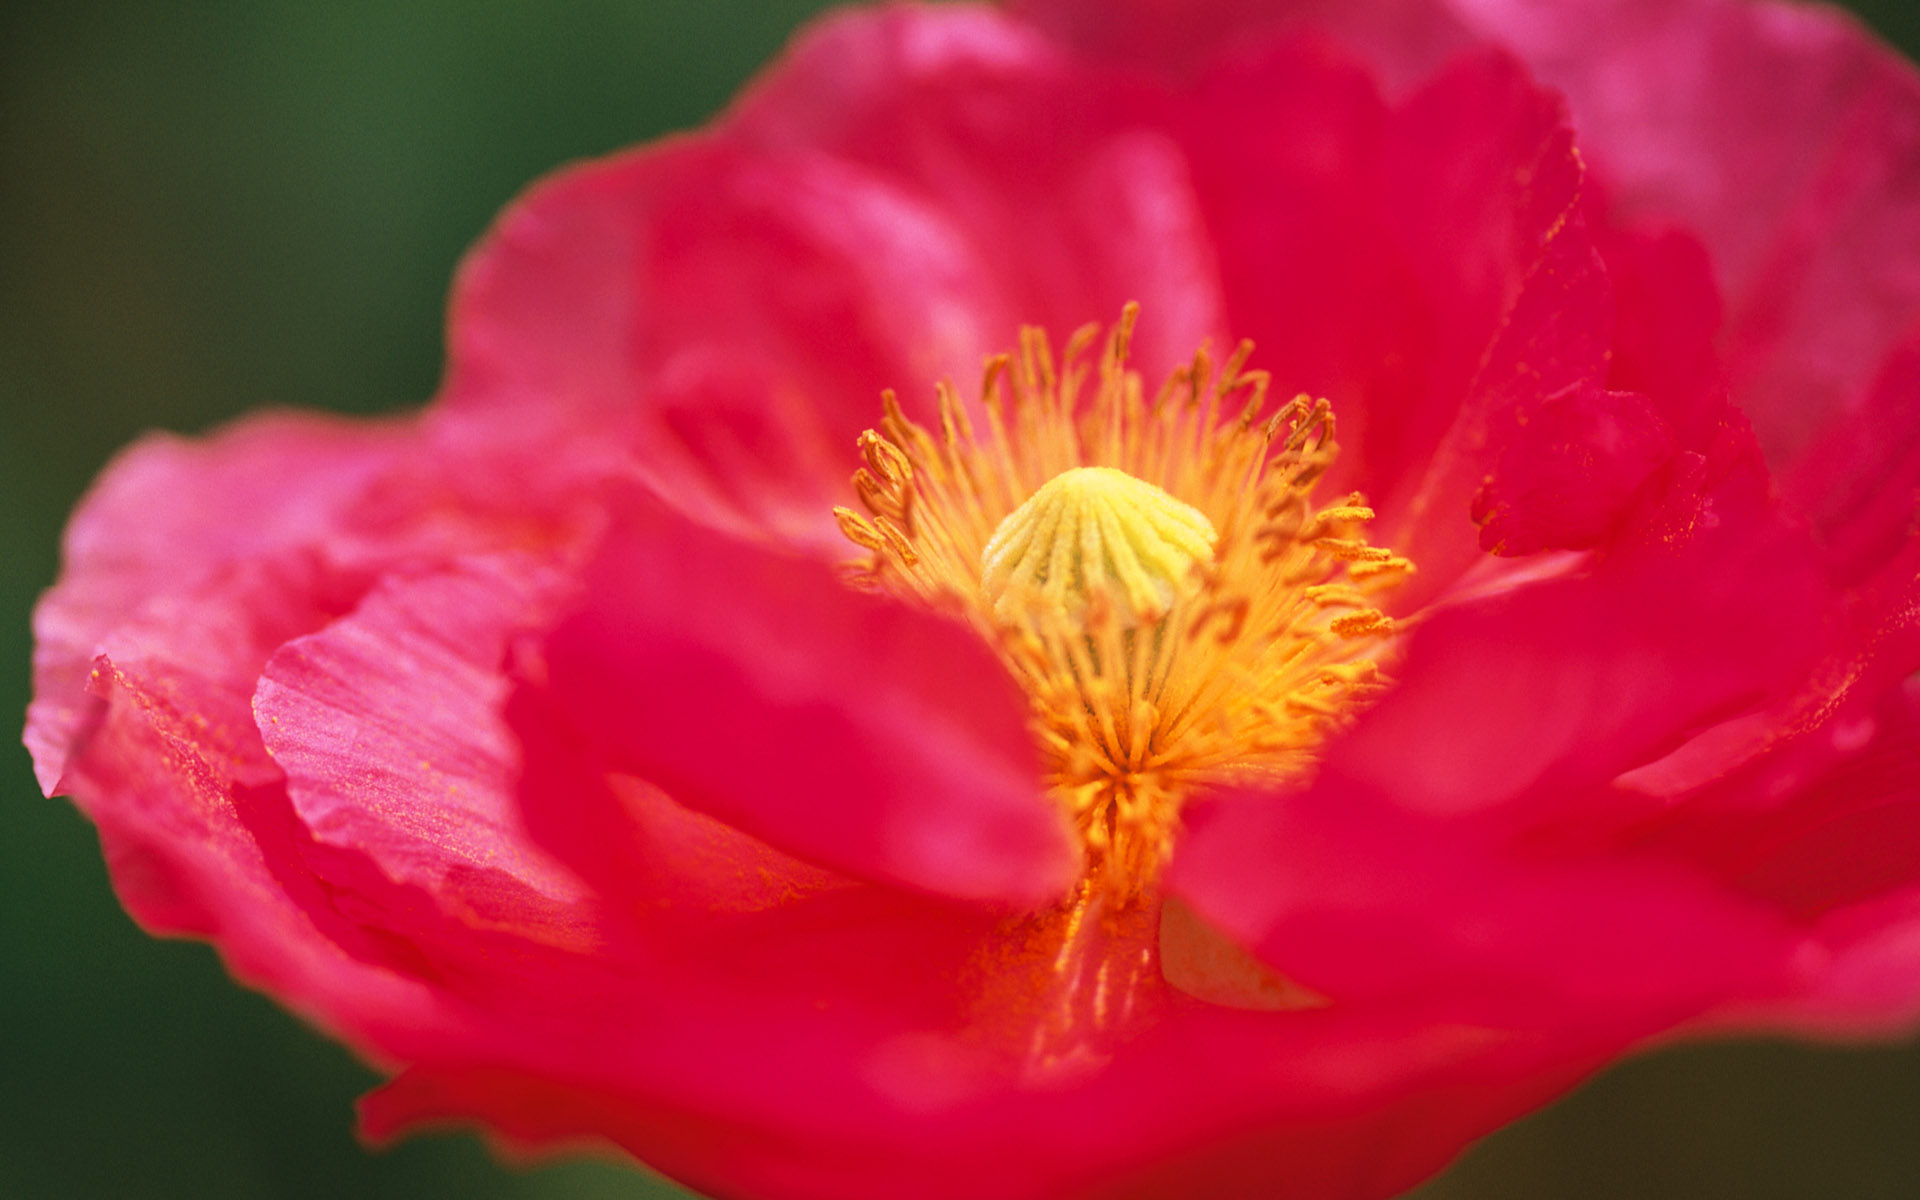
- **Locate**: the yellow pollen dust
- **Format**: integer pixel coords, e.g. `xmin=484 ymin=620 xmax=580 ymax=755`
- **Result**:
xmin=981 ymin=466 xmax=1216 ymax=630
xmin=835 ymin=304 xmax=1414 ymax=896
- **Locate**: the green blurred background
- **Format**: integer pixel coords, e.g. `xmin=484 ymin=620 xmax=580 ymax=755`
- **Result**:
xmin=4 ymin=2 xmax=1919 ymax=1197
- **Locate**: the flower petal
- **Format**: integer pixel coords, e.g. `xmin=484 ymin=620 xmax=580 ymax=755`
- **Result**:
xmin=1446 ymin=0 xmax=1920 ymax=469
xmin=1469 ymin=384 xmax=1674 ymax=556
xmin=1163 ymin=41 xmax=1631 ymax=587
xmin=1027 ymin=0 xmax=1920 ymax=522
xmin=442 ymin=5 xmax=1228 ymax=553
xmin=47 ymin=554 xmax=452 ymax=1054
xmin=24 ymin=392 xmax=603 ymax=1065
xmin=519 ymin=492 xmax=1077 ymax=906
xmin=357 ymin=1010 xmax=1596 ymax=1200
xmin=26 ymin=412 xmax=413 ymax=794
xmin=1173 ymin=525 xmax=1828 ymax=1028
xmin=1012 ymin=0 xmax=1476 ymax=92
xmin=1784 ymin=329 xmax=1920 ymax=585
xmin=255 ymin=556 xmax=593 ymax=942
xmin=353 ymin=758 xmax=1608 ymax=1200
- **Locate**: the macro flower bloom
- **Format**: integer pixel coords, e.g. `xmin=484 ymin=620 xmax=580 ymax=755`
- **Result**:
xmin=26 ymin=0 xmax=1920 ymax=1196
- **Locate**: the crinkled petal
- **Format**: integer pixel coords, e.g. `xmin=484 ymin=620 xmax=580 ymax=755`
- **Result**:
xmin=255 ymin=556 xmax=593 ymax=942
xmin=47 ymin=553 xmax=453 ymax=1054
xmin=1446 ymin=0 xmax=1920 ymax=472
xmin=1173 ymin=524 xmax=1828 ymax=1028
xmin=1784 ymin=329 xmax=1920 ymax=585
xmin=1165 ymin=42 xmax=1638 ymax=587
xmin=1615 ymin=534 xmax=1920 ymax=813
xmin=442 ymin=4 xmax=1228 ymax=553
xmin=358 ymin=1010 xmax=1598 ymax=1200
xmin=1614 ymin=683 xmax=1920 ymax=1037
xmin=521 ymin=491 xmax=1077 ymax=906
xmin=365 ymin=741 xmax=1612 ymax=1200
xmin=1011 ymin=0 xmax=1475 ymax=92
xmin=26 ymin=412 xmax=413 ymax=793
xmin=1028 ymin=0 xmax=1920 ymax=531
xmin=1470 ymin=385 xmax=1672 ymax=556
xmin=1597 ymin=219 xmax=1730 ymax=450
xmin=24 ymin=380 xmax=606 ymax=1067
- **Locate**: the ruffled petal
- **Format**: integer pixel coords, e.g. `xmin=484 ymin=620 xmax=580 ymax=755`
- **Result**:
xmin=255 ymin=556 xmax=593 ymax=943
xmin=1784 ymin=329 xmax=1920 ymax=585
xmin=1598 ymin=220 xmax=1730 ymax=451
xmin=370 ymin=727 xmax=1611 ymax=1199
xmin=26 ymin=412 xmax=413 ymax=793
xmin=1614 ymin=534 xmax=1920 ymax=814
xmin=1469 ymin=385 xmax=1672 ymax=556
xmin=358 ymin=1006 xmax=1598 ymax=1200
xmin=519 ymin=491 xmax=1078 ymax=906
xmin=1011 ymin=0 xmax=1475 ymax=92
xmin=45 ymin=552 xmax=453 ymax=1053
xmin=1445 ymin=0 xmax=1920 ymax=472
xmin=1172 ymin=523 xmax=1829 ymax=1029
xmin=1157 ymin=41 xmax=1645 ymax=587
xmin=1603 ymin=682 xmax=1920 ymax=1037
xmin=1025 ymin=0 xmax=1920 ymax=541
xmin=25 ymin=380 xmax=608 ymax=1064
xmin=442 ymin=4 xmax=1229 ymax=553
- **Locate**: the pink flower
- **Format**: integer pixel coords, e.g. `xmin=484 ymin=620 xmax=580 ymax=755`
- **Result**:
xmin=26 ymin=1 xmax=1920 ymax=1197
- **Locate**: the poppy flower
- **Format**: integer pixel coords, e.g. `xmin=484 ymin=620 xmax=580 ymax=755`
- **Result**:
xmin=26 ymin=1 xmax=1920 ymax=1197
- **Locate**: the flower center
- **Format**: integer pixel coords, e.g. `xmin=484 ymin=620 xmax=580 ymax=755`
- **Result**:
xmin=836 ymin=305 xmax=1412 ymax=897
xmin=981 ymin=465 xmax=1216 ymax=630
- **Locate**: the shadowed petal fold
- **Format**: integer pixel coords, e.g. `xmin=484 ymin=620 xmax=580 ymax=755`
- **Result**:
xmin=523 ymin=492 xmax=1078 ymax=906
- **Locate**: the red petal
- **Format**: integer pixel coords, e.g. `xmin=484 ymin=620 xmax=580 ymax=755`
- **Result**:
xmin=1173 ymin=527 xmax=1827 ymax=1028
xmin=1448 ymin=0 xmax=1920 ymax=470
xmin=1470 ymin=385 xmax=1673 ymax=556
xmin=522 ymin=492 xmax=1077 ymax=906
xmin=357 ymin=1011 xmax=1597 ymax=1200
xmin=1012 ymin=0 xmax=1475 ymax=92
xmin=353 ymin=755 xmax=1608 ymax=1198
xmin=26 ymin=412 xmax=412 ymax=794
xmin=1166 ymin=43 xmax=1621 ymax=589
xmin=255 ymin=557 xmax=593 ymax=942
xmin=24 ymin=388 xmax=605 ymax=1064
xmin=1621 ymin=686 xmax=1920 ymax=1036
xmin=442 ymin=5 xmax=1228 ymax=553
xmin=46 ymin=554 xmax=452 ymax=1054
xmin=1615 ymin=535 xmax=1920 ymax=814
xmin=1598 ymin=220 xmax=1730 ymax=451
xmin=1784 ymin=329 xmax=1920 ymax=585
xmin=1026 ymin=0 xmax=1920 ymax=546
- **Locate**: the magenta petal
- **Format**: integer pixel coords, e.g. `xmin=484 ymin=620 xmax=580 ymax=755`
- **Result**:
xmin=45 ymin=554 xmax=451 ymax=1052
xmin=442 ymin=5 xmax=1230 ymax=553
xmin=728 ymin=5 xmax=1230 ymax=378
xmin=1331 ymin=528 xmax=1822 ymax=819
xmin=355 ymin=1005 xmax=1600 ymax=1200
xmin=1599 ymin=221 xmax=1730 ymax=451
xmin=1012 ymin=0 xmax=1476 ymax=91
xmin=1448 ymin=0 xmax=1920 ymax=469
xmin=26 ymin=412 xmax=411 ymax=794
xmin=1471 ymin=385 xmax=1673 ymax=555
xmin=256 ymin=556 xmax=592 ymax=939
xmin=525 ymin=493 xmax=1078 ymax=906
xmin=1173 ymin=529 xmax=1827 ymax=1026
xmin=1621 ymin=685 xmax=1920 ymax=1036
xmin=1784 ymin=329 xmax=1920 ymax=584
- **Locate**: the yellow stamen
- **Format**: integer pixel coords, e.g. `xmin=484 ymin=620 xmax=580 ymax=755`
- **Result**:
xmin=839 ymin=304 xmax=1414 ymax=896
